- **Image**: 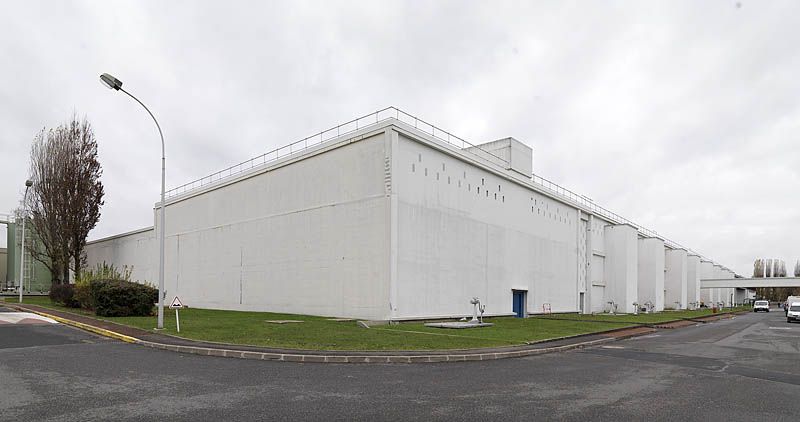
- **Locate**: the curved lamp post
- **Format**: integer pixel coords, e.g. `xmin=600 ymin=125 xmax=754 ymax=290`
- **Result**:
xmin=100 ymin=73 xmax=166 ymax=329
xmin=19 ymin=179 xmax=32 ymax=303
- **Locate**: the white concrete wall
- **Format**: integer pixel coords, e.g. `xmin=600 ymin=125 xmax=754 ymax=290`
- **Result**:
xmin=85 ymin=227 xmax=156 ymax=284
xmin=92 ymin=130 xmax=392 ymax=320
xmin=686 ymin=255 xmax=701 ymax=306
xmin=665 ymin=249 xmax=688 ymax=309
xmin=734 ymin=288 xmax=747 ymax=305
xmin=699 ymin=261 xmax=715 ymax=305
xmin=85 ymin=116 xmax=737 ymax=320
xmin=637 ymin=237 xmax=665 ymax=311
xmin=604 ymin=224 xmax=638 ymax=314
xmin=589 ymin=216 xmax=610 ymax=313
xmin=393 ymin=131 xmax=579 ymax=318
xmin=713 ymin=265 xmax=732 ymax=306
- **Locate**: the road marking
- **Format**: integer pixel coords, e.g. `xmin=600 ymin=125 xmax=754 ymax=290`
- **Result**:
xmin=768 ymin=327 xmax=792 ymax=330
xmin=0 ymin=312 xmax=59 ymax=325
xmin=600 ymin=345 xmax=625 ymax=349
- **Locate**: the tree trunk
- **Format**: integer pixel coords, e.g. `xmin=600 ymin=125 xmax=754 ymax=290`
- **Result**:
xmin=73 ymin=249 xmax=82 ymax=282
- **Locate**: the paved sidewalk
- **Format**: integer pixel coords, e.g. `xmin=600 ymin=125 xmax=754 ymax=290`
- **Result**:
xmin=7 ymin=303 xmax=738 ymax=363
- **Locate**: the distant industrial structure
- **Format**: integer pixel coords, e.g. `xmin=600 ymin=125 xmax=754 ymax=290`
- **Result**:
xmin=84 ymin=107 xmax=744 ymax=320
xmin=1 ymin=212 xmax=52 ymax=293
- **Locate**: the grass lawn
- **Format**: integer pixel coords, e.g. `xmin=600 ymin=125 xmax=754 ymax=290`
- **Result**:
xmin=537 ymin=306 xmax=751 ymax=324
xmin=6 ymin=296 xmax=635 ymax=351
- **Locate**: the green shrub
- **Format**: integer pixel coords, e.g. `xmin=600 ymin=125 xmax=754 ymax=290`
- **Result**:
xmin=49 ymin=283 xmax=81 ymax=308
xmin=76 ymin=262 xmax=132 ymax=284
xmin=89 ymin=279 xmax=158 ymax=317
xmin=75 ymin=262 xmax=134 ymax=310
xmin=74 ymin=283 xmax=92 ymax=310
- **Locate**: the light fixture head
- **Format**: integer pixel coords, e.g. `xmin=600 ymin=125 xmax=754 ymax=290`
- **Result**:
xmin=25 ymin=180 xmax=33 ymax=187
xmin=100 ymin=73 xmax=123 ymax=90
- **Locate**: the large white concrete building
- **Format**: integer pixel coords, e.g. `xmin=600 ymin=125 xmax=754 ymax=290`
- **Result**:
xmin=86 ymin=107 xmax=739 ymax=320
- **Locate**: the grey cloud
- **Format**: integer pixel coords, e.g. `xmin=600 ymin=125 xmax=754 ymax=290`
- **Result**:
xmin=1 ymin=0 xmax=798 ymax=275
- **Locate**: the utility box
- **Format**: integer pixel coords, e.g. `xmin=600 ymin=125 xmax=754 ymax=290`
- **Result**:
xmin=467 ymin=137 xmax=533 ymax=178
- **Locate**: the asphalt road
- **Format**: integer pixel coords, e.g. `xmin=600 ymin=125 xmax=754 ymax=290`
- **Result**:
xmin=1 ymin=306 xmax=799 ymax=421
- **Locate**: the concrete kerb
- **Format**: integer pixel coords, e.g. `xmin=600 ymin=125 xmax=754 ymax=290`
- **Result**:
xmin=539 ymin=309 xmax=747 ymax=328
xmin=5 ymin=303 xmax=667 ymax=364
xmin=5 ymin=305 xmax=139 ymax=344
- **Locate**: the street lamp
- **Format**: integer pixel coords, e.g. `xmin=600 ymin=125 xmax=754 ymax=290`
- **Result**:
xmin=100 ymin=72 xmax=167 ymax=329
xmin=19 ymin=180 xmax=32 ymax=303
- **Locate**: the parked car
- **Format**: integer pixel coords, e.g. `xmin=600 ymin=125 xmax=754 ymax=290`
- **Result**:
xmin=753 ymin=300 xmax=770 ymax=312
xmin=787 ymin=302 xmax=800 ymax=323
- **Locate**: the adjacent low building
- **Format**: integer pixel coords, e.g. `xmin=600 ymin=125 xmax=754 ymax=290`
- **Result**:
xmin=85 ymin=107 xmax=739 ymax=320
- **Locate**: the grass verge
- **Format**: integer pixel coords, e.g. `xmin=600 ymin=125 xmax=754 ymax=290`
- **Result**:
xmin=537 ymin=306 xmax=751 ymax=324
xmin=5 ymin=296 xmax=647 ymax=351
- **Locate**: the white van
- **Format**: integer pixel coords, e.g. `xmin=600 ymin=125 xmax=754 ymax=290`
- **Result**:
xmin=785 ymin=296 xmax=800 ymax=315
xmin=787 ymin=302 xmax=800 ymax=323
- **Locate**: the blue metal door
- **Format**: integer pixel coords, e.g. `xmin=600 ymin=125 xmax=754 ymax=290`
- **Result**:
xmin=512 ymin=291 xmax=525 ymax=318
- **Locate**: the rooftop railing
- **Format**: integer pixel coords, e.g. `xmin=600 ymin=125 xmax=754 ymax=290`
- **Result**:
xmin=164 ymin=107 xmax=509 ymax=199
xmin=164 ymin=106 xmax=707 ymax=260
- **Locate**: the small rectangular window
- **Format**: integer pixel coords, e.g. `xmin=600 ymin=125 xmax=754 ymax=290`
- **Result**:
xmin=411 ymin=164 xmax=415 ymax=172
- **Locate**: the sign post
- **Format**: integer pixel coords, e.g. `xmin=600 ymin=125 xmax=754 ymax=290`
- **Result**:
xmin=169 ymin=296 xmax=184 ymax=332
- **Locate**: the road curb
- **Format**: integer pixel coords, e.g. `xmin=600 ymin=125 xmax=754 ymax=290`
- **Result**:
xmin=133 ymin=335 xmax=633 ymax=363
xmin=2 ymin=303 xmax=660 ymax=363
xmin=6 ymin=305 xmax=139 ymax=344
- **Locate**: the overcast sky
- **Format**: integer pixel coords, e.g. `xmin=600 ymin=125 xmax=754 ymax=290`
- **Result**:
xmin=1 ymin=0 xmax=798 ymax=276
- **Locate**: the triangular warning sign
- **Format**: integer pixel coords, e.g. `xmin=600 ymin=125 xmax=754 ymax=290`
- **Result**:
xmin=169 ymin=296 xmax=183 ymax=309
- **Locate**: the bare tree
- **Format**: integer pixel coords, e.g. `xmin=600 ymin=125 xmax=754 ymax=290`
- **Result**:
xmin=753 ymin=259 xmax=763 ymax=278
xmin=27 ymin=127 xmax=71 ymax=283
xmin=63 ymin=117 xmax=104 ymax=276
xmin=27 ymin=115 xmax=104 ymax=284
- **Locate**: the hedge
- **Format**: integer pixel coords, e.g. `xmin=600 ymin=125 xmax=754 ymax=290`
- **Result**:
xmin=49 ymin=283 xmax=81 ymax=308
xmin=88 ymin=279 xmax=158 ymax=317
